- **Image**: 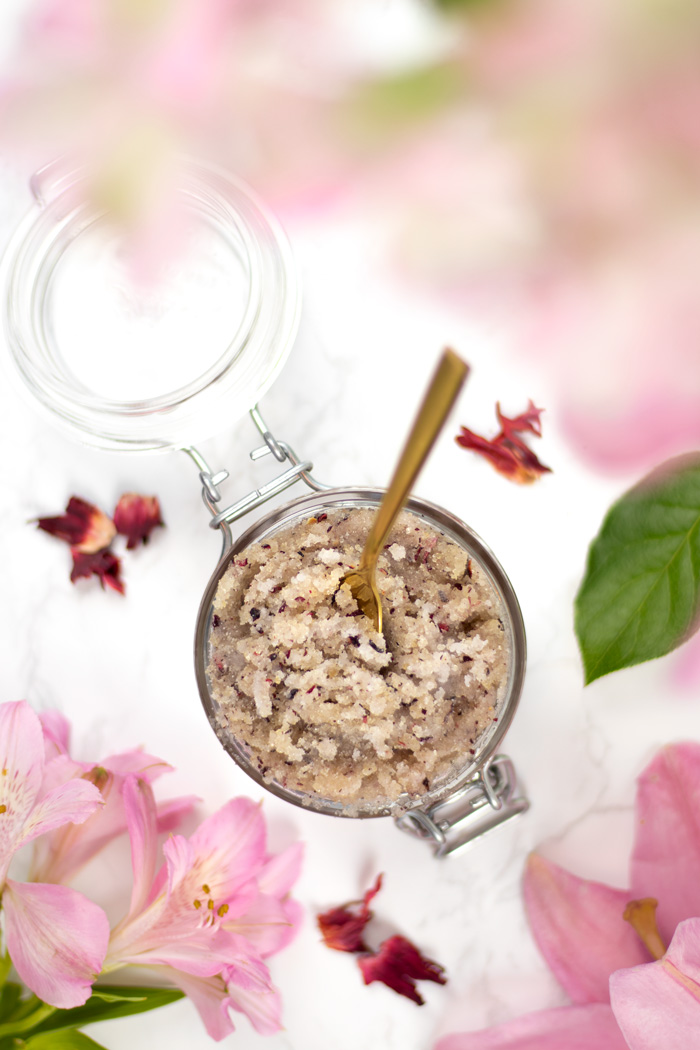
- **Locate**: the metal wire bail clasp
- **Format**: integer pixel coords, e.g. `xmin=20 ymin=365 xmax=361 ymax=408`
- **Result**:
xmin=394 ymin=755 xmax=529 ymax=858
xmin=183 ymin=406 xmax=329 ymax=554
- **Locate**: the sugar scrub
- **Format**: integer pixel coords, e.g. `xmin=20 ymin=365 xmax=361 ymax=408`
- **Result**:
xmin=207 ymin=508 xmax=510 ymax=808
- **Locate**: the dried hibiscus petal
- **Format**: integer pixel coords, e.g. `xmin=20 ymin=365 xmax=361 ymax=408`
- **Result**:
xmin=113 ymin=494 xmax=164 ymax=550
xmin=70 ymin=549 xmax=125 ymax=595
xmin=456 ymin=400 xmax=552 ymax=484
xmin=317 ymin=874 xmax=383 ymax=953
xmin=36 ymin=496 xmax=116 ymax=554
xmin=357 ymin=934 xmax=447 ymax=1005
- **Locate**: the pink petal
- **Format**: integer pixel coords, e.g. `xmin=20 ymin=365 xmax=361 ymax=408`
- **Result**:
xmin=224 ymin=955 xmax=282 ymax=1036
xmin=3 ymin=878 xmax=109 ymax=1008
xmin=110 ymin=927 xmax=253 ymax=978
xmin=186 ymin=798 xmax=267 ymax=900
xmin=610 ymin=917 xmax=700 ymax=1050
xmin=98 ymin=749 xmax=173 ymax=781
xmin=18 ymin=776 xmax=103 ymax=851
xmin=39 ymin=709 xmax=70 ymax=758
xmin=155 ymin=794 xmax=199 ymax=833
xmin=163 ymin=831 xmax=194 ymax=896
xmin=37 ymin=753 xmax=84 ymax=797
xmin=226 ymin=893 xmax=302 ymax=957
xmin=630 ymin=743 xmax=700 ymax=943
xmin=0 ymin=701 xmax=45 ymax=857
xmin=158 ymin=969 xmax=235 ymax=1041
xmin=123 ymin=775 xmax=158 ymax=917
xmin=524 ymin=854 xmax=648 ymax=1003
xmin=258 ymin=841 xmax=304 ymax=898
xmin=435 ymin=1004 xmax=630 ymax=1050
xmin=31 ymin=767 xmax=124 ymax=884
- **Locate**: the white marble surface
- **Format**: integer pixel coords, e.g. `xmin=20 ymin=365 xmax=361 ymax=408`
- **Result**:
xmin=1 ymin=109 xmax=700 ymax=1050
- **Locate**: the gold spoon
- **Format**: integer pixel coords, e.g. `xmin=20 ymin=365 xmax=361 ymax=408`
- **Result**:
xmin=342 ymin=348 xmax=470 ymax=633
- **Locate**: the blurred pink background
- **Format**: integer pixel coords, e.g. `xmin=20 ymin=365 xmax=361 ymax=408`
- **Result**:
xmin=2 ymin=0 xmax=699 ymax=475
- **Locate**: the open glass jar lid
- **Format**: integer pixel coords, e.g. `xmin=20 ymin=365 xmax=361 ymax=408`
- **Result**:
xmin=1 ymin=158 xmax=300 ymax=451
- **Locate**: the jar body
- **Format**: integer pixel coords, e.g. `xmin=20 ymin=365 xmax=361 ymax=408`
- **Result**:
xmin=195 ymin=486 xmax=526 ymax=822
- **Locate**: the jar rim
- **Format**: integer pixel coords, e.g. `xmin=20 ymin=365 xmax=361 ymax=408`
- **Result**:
xmin=195 ymin=486 xmax=527 ymax=820
xmin=1 ymin=158 xmax=300 ymax=452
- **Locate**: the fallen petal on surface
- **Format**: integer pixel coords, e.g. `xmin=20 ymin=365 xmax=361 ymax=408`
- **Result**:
xmin=113 ymin=493 xmax=164 ymax=549
xmin=70 ymin=548 xmax=125 ymax=594
xmin=36 ymin=496 xmax=116 ymax=553
xmin=455 ymin=401 xmax=551 ymax=484
xmin=317 ymin=873 xmax=383 ymax=953
xmin=358 ymin=933 xmax=446 ymax=1005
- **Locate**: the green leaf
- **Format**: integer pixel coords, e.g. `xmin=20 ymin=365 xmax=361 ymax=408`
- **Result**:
xmin=25 ymin=1030 xmax=108 ymax=1050
xmin=27 ymin=986 xmax=184 ymax=1037
xmin=87 ymin=991 xmax=150 ymax=1005
xmin=575 ymin=453 xmax=700 ymax=683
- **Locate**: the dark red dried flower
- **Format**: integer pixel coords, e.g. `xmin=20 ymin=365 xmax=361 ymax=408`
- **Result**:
xmin=317 ymin=874 xmax=383 ymax=953
xmin=113 ymin=494 xmax=164 ymax=550
xmin=357 ymin=934 xmax=447 ymax=1005
xmin=70 ymin=549 xmax=125 ymax=595
xmin=456 ymin=400 xmax=552 ymax=484
xmin=36 ymin=496 xmax=116 ymax=554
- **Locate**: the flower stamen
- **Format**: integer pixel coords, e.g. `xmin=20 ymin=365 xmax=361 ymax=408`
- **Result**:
xmin=623 ymin=898 xmax=666 ymax=960
xmin=193 ymin=899 xmax=201 ymax=910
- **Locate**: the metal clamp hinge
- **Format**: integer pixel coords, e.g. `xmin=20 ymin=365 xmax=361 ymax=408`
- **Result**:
xmin=394 ymin=755 xmax=528 ymax=858
xmin=183 ymin=406 xmax=329 ymax=553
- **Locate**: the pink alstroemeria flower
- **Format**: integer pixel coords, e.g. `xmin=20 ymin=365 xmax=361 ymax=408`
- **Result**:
xmin=436 ymin=742 xmax=700 ymax=1049
xmin=31 ymin=710 xmax=196 ymax=885
xmin=0 ymin=701 xmax=110 ymax=1008
xmin=103 ymin=776 xmax=302 ymax=1039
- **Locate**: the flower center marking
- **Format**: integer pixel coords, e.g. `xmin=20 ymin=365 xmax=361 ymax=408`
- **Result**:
xmin=623 ymin=898 xmax=666 ymax=960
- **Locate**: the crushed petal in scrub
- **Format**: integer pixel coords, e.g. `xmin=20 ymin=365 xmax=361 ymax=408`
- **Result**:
xmin=207 ymin=508 xmax=509 ymax=809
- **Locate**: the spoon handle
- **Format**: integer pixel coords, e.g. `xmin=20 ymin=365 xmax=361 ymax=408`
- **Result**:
xmin=360 ymin=348 xmax=470 ymax=572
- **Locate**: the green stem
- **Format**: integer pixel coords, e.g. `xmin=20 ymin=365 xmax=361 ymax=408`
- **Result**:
xmin=0 ymin=953 xmax=11 ymax=990
xmin=0 ymin=1000 xmax=56 ymax=1037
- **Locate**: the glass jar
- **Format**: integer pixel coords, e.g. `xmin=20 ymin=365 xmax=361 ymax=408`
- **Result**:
xmin=1 ymin=160 xmax=528 ymax=856
xmin=194 ymin=478 xmax=528 ymax=857
xmin=0 ymin=157 xmax=300 ymax=452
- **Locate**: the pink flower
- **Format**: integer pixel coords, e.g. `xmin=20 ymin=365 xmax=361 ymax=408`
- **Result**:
xmin=0 ymin=701 xmax=110 ymax=1007
xmin=435 ymin=742 xmax=700 ymax=1048
xmin=30 ymin=728 xmax=196 ymax=886
xmin=103 ymin=776 xmax=301 ymax=1039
